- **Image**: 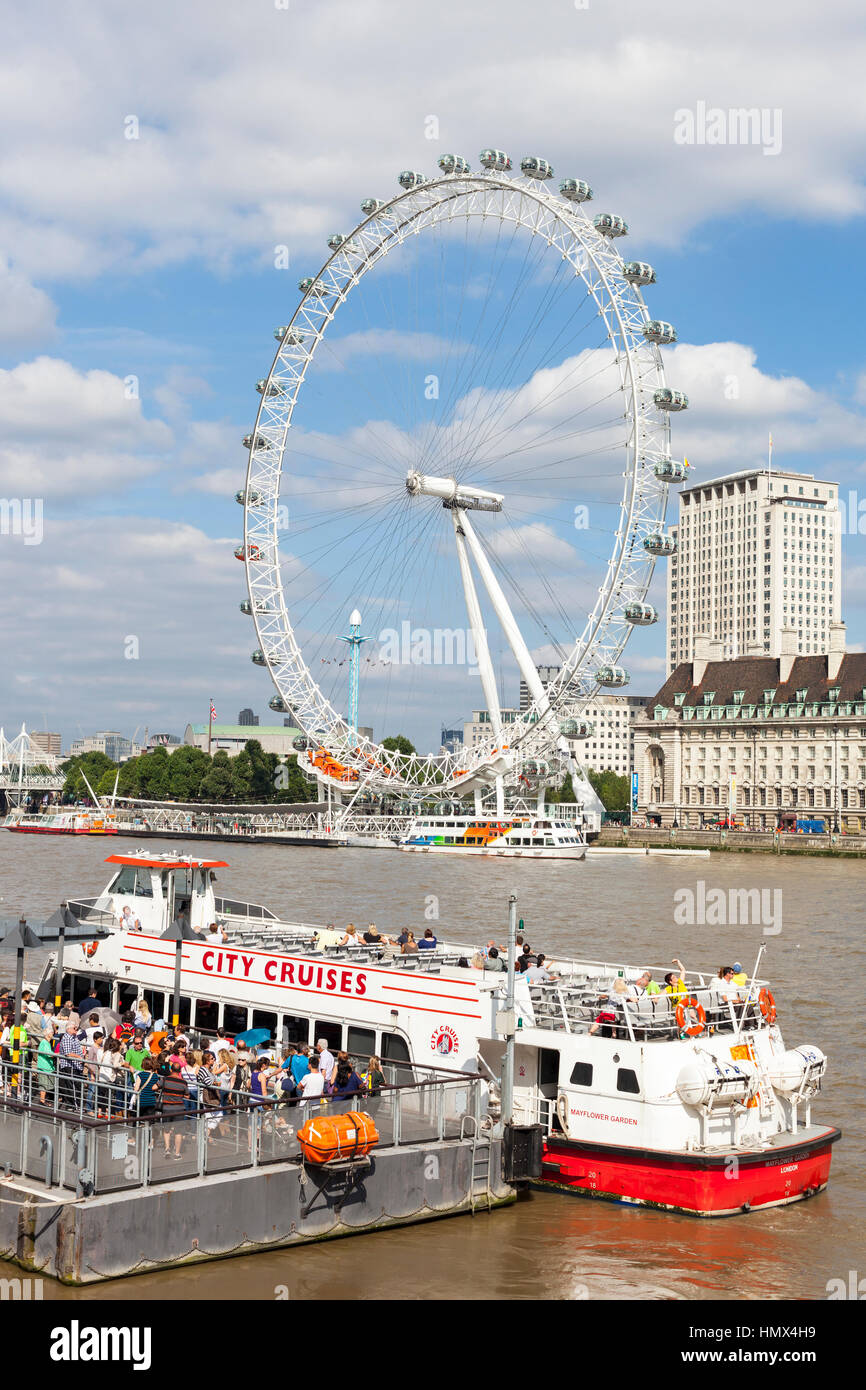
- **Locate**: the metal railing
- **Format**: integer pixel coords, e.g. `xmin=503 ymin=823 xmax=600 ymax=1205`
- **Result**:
xmin=524 ymin=981 xmax=766 ymax=1042
xmin=0 ymin=1059 xmax=486 ymax=1195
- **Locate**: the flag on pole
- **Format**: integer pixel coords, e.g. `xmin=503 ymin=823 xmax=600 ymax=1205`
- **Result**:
xmin=210 ymin=702 xmax=216 ymax=722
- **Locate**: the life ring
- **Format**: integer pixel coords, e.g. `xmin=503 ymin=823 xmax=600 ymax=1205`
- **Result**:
xmin=556 ymin=1091 xmax=571 ymax=1138
xmin=676 ymin=995 xmax=706 ymax=1037
xmin=85 ymin=941 xmax=99 ymax=959
xmin=759 ymin=988 xmax=777 ymax=1025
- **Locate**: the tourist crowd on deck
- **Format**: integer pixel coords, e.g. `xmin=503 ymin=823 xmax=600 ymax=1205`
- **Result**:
xmin=0 ymin=911 xmax=756 ymax=1119
xmin=0 ymin=983 xmax=387 ymax=1124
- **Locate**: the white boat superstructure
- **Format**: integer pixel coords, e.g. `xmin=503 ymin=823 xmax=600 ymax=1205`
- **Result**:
xmin=400 ymin=813 xmax=586 ymax=859
xmin=50 ymin=851 xmax=837 ymax=1216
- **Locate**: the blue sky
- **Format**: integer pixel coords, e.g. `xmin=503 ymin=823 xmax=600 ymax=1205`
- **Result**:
xmin=0 ymin=0 xmax=864 ymax=754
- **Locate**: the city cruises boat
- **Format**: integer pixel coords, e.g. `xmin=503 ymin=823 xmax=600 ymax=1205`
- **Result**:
xmin=400 ymin=813 xmax=586 ymax=859
xmin=4 ymin=807 xmax=119 ymax=835
xmin=47 ymin=851 xmax=838 ymax=1217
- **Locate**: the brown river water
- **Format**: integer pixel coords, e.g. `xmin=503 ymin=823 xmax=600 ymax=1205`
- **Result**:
xmin=0 ymin=833 xmax=862 ymax=1301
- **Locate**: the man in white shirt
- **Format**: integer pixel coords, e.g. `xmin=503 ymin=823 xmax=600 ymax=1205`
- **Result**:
xmin=524 ymin=953 xmax=559 ymax=984
xmin=316 ymin=1038 xmax=335 ymax=1082
xmin=709 ymin=967 xmax=738 ymax=1006
xmin=299 ymin=1057 xmax=325 ymax=1101
xmin=211 ymin=1029 xmax=232 ymax=1058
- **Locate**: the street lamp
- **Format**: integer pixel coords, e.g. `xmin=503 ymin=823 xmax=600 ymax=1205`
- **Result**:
xmin=0 ymin=918 xmax=42 ymax=1092
xmin=39 ymin=902 xmax=82 ymax=1009
xmin=159 ymin=921 xmax=205 ymax=1032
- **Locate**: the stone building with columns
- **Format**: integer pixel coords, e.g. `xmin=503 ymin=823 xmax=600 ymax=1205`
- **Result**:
xmin=633 ymin=622 xmax=866 ymax=830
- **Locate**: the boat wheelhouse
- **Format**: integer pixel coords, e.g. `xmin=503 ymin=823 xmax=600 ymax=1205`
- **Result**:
xmin=48 ymin=852 xmax=838 ymax=1217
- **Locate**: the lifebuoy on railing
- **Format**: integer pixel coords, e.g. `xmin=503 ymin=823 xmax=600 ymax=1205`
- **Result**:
xmin=676 ymin=995 xmax=706 ymax=1037
xmin=85 ymin=941 xmax=99 ymax=959
xmin=758 ymin=987 xmax=777 ymax=1025
xmin=556 ymin=1091 xmax=571 ymax=1138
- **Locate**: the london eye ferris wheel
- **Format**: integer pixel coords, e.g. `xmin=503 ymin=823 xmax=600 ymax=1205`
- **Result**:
xmin=235 ymin=149 xmax=686 ymax=804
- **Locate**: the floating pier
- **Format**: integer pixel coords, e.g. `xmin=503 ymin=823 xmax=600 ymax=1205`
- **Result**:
xmin=0 ymin=1073 xmax=518 ymax=1285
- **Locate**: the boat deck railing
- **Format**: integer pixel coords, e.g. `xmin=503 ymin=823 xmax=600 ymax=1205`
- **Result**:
xmin=523 ymin=978 xmax=769 ymax=1042
xmin=0 ymin=1058 xmax=486 ymax=1196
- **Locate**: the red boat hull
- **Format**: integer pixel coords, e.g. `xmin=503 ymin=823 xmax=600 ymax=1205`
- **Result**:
xmin=539 ymin=1127 xmax=840 ymax=1216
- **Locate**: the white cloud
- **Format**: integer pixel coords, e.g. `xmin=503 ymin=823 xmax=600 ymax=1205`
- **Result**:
xmin=0 ymin=356 xmax=173 ymax=498
xmin=0 ymin=0 xmax=863 ymax=288
xmin=0 ymin=255 xmax=56 ymax=347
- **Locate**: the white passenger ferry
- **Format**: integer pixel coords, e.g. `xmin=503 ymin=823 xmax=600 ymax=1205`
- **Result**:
xmin=49 ymin=851 xmax=839 ymax=1217
xmin=5 ymin=807 xmax=118 ymax=835
xmin=400 ymin=813 xmax=586 ymax=859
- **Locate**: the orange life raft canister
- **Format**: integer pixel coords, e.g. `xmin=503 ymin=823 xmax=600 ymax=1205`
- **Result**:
xmin=297 ymin=1110 xmax=379 ymax=1164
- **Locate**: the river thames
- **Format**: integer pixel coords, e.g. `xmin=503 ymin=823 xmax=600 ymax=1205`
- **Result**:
xmin=0 ymin=833 xmax=861 ymax=1301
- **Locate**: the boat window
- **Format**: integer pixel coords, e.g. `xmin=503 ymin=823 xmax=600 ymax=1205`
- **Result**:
xmin=175 ymin=996 xmax=191 ymax=1025
xmin=224 ymin=1003 xmax=248 ymax=1034
xmin=116 ymin=982 xmax=138 ymax=1014
xmin=111 ymin=866 xmax=137 ymax=894
xmin=544 ymin=838 xmax=555 ymax=847
xmin=252 ymin=1009 xmax=277 ymax=1041
xmin=314 ymin=1019 xmax=343 ymax=1051
xmin=347 ymin=1026 xmax=376 ymax=1060
xmin=88 ymin=978 xmax=111 ymax=1006
xmin=382 ymin=1032 xmax=411 ymax=1065
xmin=60 ymin=972 xmax=75 ymax=1000
xmin=569 ymin=1061 xmax=593 ymax=1086
xmin=142 ymin=989 xmax=165 ymax=1020
xmin=280 ymin=1014 xmax=311 ymax=1046
xmin=617 ymin=1067 xmax=640 ymax=1094
xmin=195 ymin=998 xmax=219 ymax=1032
xmin=133 ymin=870 xmax=153 ymax=897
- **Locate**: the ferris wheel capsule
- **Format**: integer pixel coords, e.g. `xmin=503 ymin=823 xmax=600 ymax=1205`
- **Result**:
xmin=559 ymin=178 xmax=593 ymax=202
xmin=360 ymin=198 xmax=385 ymax=215
xmin=597 ymin=665 xmax=630 ymax=688
xmin=438 ymin=153 xmax=470 ymax=174
xmin=398 ymin=170 xmax=427 ymax=189
xmin=292 ymin=735 xmax=312 ymax=751
xmin=239 ymin=599 xmax=252 ymax=615
xmin=251 ymin=650 xmax=267 ymax=667
xmin=234 ymin=543 xmax=261 ymax=562
xmin=623 ymin=261 xmax=656 ymax=286
xmin=520 ymin=155 xmax=554 ymax=179
xmin=268 ymin=695 xmax=287 ymax=713
xmin=298 ymin=276 xmax=327 ymax=298
xmin=256 ymin=379 xmax=285 ymax=396
xmin=643 ymin=320 xmax=677 ymax=345
xmin=235 ymin=488 xmax=262 ymax=506
xmin=594 ymin=213 xmax=629 ymax=237
xmin=559 ymin=718 xmax=594 ymax=738
xmin=624 ymin=602 xmax=660 ymax=626
xmin=274 ymin=326 xmax=305 ymax=345
xmin=642 ymin=532 xmax=678 ymax=556
xmin=653 ymin=458 xmax=687 ymax=483
xmin=653 ymin=387 xmax=688 ymax=412
xmin=243 ymin=433 xmax=270 ymax=451
xmin=479 ymin=148 xmax=512 ymax=171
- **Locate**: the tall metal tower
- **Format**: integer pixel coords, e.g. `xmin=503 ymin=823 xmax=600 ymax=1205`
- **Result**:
xmin=338 ymin=608 xmax=370 ymax=748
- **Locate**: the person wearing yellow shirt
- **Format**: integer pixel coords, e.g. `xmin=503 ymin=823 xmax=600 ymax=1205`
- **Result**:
xmin=663 ymin=957 xmax=688 ymax=1001
xmin=732 ymin=961 xmax=748 ymax=987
